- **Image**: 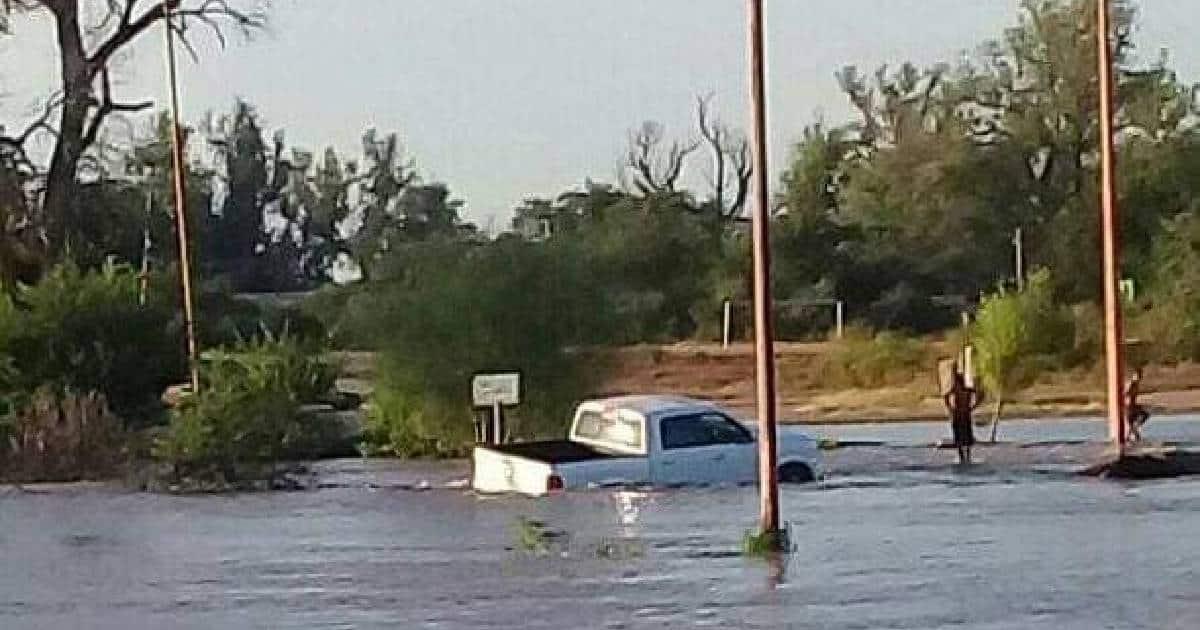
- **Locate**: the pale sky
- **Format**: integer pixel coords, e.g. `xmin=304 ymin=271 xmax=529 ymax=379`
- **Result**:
xmin=2 ymin=1 xmax=1197 ymax=227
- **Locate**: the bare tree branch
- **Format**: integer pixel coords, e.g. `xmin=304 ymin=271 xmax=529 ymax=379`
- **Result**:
xmin=89 ymin=0 xmax=265 ymax=74
xmin=81 ymin=67 xmax=152 ymax=149
xmin=623 ymin=121 xmax=697 ymax=196
xmin=696 ymin=94 xmax=751 ymax=219
xmin=0 ymin=92 xmax=63 ymax=176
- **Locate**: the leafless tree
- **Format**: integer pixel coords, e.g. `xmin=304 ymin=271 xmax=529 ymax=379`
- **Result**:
xmin=0 ymin=0 xmax=266 ymax=252
xmin=695 ymin=94 xmax=751 ymax=220
xmin=621 ymin=120 xmax=697 ymax=196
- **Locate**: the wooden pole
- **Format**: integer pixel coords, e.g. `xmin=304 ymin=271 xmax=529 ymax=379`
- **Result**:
xmin=1097 ymin=0 xmax=1127 ymax=448
xmin=163 ymin=7 xmax=200 ymax=393
xmin=746 ymin=0 xmax=780 ymax=536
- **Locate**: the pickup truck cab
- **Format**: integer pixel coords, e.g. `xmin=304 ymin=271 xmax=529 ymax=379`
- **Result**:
xmin=472 ymin=395 xmax=822 ymax=496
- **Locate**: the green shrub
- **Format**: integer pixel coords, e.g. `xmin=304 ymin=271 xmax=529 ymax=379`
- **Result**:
xmin=1129 ymin=211 xmax=1200 ymax=363
xmin=153 ymin=334 xmax=339 ymax=483
xmin=824 ymin=327 xmax=929 ymax=388
xmin=0 ymin=263 xmax=183 ymax=425
xmin=359 ymin=239 xmax=616 ymax=457
xmin=973 ymin=269 xmax=1074 ymax=439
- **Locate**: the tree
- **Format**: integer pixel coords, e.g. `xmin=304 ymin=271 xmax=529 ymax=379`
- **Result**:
xmin=695 ymin=95 xmax=751 ymax=220
xmin=300 ymin=148 xmax=355 ymax=281
xmin=973 ymin=270 xmax=1072 ymax=441
xmin=958 ymin=0 xmax=1194 ymax=299
xmin=621 ymin=97 xmax=753 ymax=223
xmin=208 ymin=100 xmax=269 ymax=272
xmin=511 ymin=181 xmax=628 ymax=239
xmin=349 ymin=130 xmax=417 ymax=278
xmin=1130 ymin=210 xmax=1200 ymax=362
xmin=0 ymin=133 xmax=46 ymax=300
xmin=621 ymin=121 xmax=696 ymax=196
xmin=0 ymin=0 xmax=265 ymax=257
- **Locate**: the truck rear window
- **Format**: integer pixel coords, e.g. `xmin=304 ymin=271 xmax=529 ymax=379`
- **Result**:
xmin=574 ymin=411 xmax=643 ymax=451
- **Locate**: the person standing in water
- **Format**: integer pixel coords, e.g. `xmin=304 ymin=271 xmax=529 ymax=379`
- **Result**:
xmin=1126 ymin=368 xmax=1150 ymax=443
xmin=944 ymin=368 xmax=981 ymax=464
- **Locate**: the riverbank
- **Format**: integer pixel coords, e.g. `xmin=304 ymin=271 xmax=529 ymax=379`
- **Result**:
xmin=599 ymin=343 xmax=1200 ymax=424
xmin=337 ymin=345 xmax=1200 ymax=425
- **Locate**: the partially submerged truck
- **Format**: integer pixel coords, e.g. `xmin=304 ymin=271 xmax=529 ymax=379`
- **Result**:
xmin=472 ymin=395 xmax=822 ymax=496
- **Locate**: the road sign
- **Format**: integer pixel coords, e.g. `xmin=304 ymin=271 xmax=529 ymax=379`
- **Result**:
xmin=472 ymin=372 xmax=521 ymax=407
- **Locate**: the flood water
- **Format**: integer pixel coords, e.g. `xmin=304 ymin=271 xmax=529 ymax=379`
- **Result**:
xmin=2 ymin=419 xmax=1199 ymax=629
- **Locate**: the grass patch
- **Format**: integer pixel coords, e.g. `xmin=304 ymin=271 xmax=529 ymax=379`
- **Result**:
xmin=742 ymin=525 xmax=794 ymax=557
xmin=823 ymin=328 xmax=930 ymax=389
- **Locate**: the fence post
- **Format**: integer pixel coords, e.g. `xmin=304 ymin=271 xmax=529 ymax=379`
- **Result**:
xmin=722 ymin=300 xmax=732 ymax=349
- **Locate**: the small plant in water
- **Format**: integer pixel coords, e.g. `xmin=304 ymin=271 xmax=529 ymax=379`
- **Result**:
xmin=514 ymin=516 xmax=568 ymax=554
xmin=742 ymin=524 xmax=794 ymax=557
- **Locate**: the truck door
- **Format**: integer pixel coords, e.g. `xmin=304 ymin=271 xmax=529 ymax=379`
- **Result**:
xmin=654 ymin=413 xmax=757 ymax=485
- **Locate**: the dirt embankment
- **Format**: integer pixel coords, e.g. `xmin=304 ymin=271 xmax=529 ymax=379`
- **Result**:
xmin=336 ymin=344 xmax=1200 ymax=424
xmin=596 ymin=343 xmax=1200 ymax=424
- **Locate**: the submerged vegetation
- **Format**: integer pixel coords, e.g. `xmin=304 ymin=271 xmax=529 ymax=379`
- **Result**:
xmin=742 ymin=525 xmax=795 ymax=557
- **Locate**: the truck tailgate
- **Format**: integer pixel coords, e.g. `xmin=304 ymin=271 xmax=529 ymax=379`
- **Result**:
xmin=473 ymin=447 xmax=560 ymax=495
xmin=472 ymin=445 xmax=649 ymax=495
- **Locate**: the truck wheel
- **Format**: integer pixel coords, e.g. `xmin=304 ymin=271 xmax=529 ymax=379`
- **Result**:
xmin=778 ymin=462 xmax=815 ymax=484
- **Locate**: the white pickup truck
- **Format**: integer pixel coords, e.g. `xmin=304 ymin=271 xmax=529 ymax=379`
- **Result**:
xmin=472 ymin=395 xmax=822 ymax=496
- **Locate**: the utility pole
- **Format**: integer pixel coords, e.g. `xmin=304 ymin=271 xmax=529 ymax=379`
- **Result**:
xmin=1097 ymin=0 xmax=1127 ymax=449
xmin=746 ymin=0 xmax=781 ymax=539
xmin=1013 ymin=227 xmax=1024 ymax=291
xmin=163 ymin=5 xmax=201 ymax=393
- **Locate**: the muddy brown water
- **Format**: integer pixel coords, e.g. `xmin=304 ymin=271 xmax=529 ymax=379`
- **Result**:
xmin=2 ymin=418 xmax=1199 ymax=629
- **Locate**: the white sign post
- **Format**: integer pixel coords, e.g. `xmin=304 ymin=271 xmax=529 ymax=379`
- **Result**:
xmin=472 ymin=373 xmax=521 ymax=445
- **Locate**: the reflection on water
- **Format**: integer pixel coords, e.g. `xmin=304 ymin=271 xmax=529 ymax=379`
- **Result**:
xmin=1 ymin=421 xmax=1199 ymax=629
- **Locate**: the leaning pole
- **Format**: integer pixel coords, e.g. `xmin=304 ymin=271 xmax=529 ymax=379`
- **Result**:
xmin=1096 ymin=0 xmax=1127 ymax=449
xmin=746 ymin=0 xmax=781 ymax=537
xmin=162 ymin=5 xmax=201 ymax=393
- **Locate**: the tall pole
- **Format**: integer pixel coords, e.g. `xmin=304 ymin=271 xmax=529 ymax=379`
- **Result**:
xmin=746 ymin=0 xmax=780 ymax=536
xmin=163 ymin=6 xmax=201 ymax=393
xmin=1097 ymin=0 xmax=1126 ymax=448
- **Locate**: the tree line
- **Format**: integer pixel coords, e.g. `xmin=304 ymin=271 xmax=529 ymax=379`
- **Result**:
xmin=5 ymin=0 xmax=1200 ymax=461
xmin=5 ymin=1 xmax=1199 ymax=335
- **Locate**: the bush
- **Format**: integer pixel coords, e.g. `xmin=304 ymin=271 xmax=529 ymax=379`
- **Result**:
xmin=1129 ymin=211 xmax=1200 ymax=363
xmin=358 ymin=239 xmax=616 ymax=457
xmin=0 ymin=263 xmax=183 ymax=425
xmin=0 ymin=388 xmax=125 ymax=483
xmin=823 ymin=327 xmax=929 ymax=388
xmin=153 ymin=334 xmax=339 ymax=483
xmin=973 ymin=269 xmax=1074 ymax=438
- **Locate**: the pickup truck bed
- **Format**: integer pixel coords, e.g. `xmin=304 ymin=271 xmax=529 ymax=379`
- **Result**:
xmin=487 ymin=441 xmax=622 ymax=464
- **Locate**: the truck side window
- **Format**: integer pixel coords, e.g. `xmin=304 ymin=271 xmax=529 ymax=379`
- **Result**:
xmin=661 ymin=413 xmax=754 ymax=450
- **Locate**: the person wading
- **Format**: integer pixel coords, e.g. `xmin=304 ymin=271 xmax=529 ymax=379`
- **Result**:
xmin=944 ymin=368 xmax=982 ymax=464
xmin=1126 ymin=368 xmax=1151 ymax=443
